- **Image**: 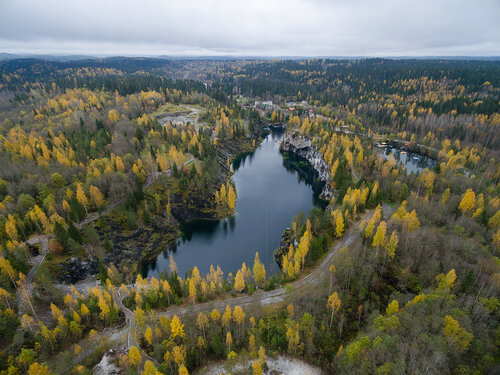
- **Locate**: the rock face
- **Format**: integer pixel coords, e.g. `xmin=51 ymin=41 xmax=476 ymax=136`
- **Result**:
xmin=57 ymin=256 xmax=98 ymax=284
xmin=274 ymin=228 xmax=297 ymax=268
xmin=280 ymin=131 xmax=332 ymax=200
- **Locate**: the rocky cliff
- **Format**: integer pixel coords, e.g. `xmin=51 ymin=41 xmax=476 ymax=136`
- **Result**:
xmin=280 ymin=131 xmax=333 ymax=200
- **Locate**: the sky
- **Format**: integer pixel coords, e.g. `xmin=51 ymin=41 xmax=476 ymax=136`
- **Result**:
xmin=0 ymin=0 xmax=499 ymax=57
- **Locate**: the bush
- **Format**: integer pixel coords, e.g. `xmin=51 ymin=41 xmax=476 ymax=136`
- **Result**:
xmin=49 ymin=240 xmax=64 ymax=255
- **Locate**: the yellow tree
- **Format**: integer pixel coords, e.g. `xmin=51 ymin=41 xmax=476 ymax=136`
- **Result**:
xmin=403 ymin=210 xmax=420 ymax=233
xmin=335 ymin=214 xmax=344 ymax=238
xmin=98 ymin=297 xmax=110 ymax=321
xmin=249 ymin=334 xmax=256 ymax=357
xmin=76 ymin=183 xmax=88 ymax=214
xmin=20 ymin=314 xmax=35 ymax=332
xmin=437 ymin=269 xmax=457 ymax=290
xmin=327 ymin=292 xmax=341 ymax=328
xmin=169 ymin=255 xmax=178 ymax=274
xmin=172 ymin=345 xmax=186 ymax=367
xmin=162 ymin=281 xmax=171 ymax=306
xmin=27 ymin=362 xmax=52 ymax=375
xmin=108 ymin=109 xmax=120 ymax=122
xmin=144 ymin=326 xmax=153 ymax=346
xmin=297 ymin=231 xmax=310 ymax=268
xmin=222 ymin=305 xmax=232 ymax=328
xmin=142 ymin=360 xmax=161 ymax=375
xmin=5 ymin=214 xmax=18 ymax=241
xmin=211 ymin=309 xmax=221 ymax=324
xmin=170 ymin=315 xmax=185 ymax=339
xmin=80 ymin=303 xmax=90 ymax=321
xmin=196 ymin=312 xmax=209 ymax=338
xmin=384 ymin=231 xmax=399 ymax=259
xmin=252 ymin=360 xmax=263 ymax=375
xmin=372 ymin=221 xmax=387 ymax=254
xmin=0 ymin=257 xmax=17 ymax=286
xmin=188 ymin=278 xmax=197 ymax=305
xmin=128 ymin=346 xmax=142 ymax=368
xmin=258 ymin=346 xmax=266 ymax=366
xmin=443 ymin=315 xmax=473 ymax=352
xmin=233 ymin=305 xmax=246 ymax=338
xmin=220 ymin=184 xmax=227 ymax=203
xmin=459 ymin=189 xmax=476 ymax=215
xmin=234 ymin=269 xmax=245 ymax=292
xmin=365 ymin=219 xmax=375 ymax=239
xmin=115 ymin=156 xmax=125 ymax=173
xmin=89 ymin=185 xmax=105 ymax=210
xmin=386 ymin=300 xmax=399 ymax=315
xmin=226 ymin=331 xmax=233 ymax=352
xmin=252 ymin=252 xmax=266 ymax=288
xmin=227 ymin=185 xmax=236 ymax=210
xmin=285 ymin=320 xmax=300 ymax=355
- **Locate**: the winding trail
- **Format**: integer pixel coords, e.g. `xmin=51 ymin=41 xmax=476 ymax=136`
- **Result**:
xmin=154 ymin=207 xmax=385 ymax=320
xmin=61 ymin=204 xmax=393 ymax=372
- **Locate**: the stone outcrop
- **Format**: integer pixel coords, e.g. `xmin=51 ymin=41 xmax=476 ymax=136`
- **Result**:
xmin=280 ymin=131 xmax=333 ymax=200
xmin=273 ymin=228 xmax=297 ymax=268
xmin=57 ymin=256 xmax=98 ymax=284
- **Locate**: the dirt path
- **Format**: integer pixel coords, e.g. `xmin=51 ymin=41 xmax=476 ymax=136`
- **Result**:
xmin=61 ymin=205 xmax=393 ymax=370
xmin=153 ymin=208 xmax=379 ymax=321
xmin=16 ymin=235 xmax=50 ymax=315
xmin=115 ymin=290 xmax=137 ymax=349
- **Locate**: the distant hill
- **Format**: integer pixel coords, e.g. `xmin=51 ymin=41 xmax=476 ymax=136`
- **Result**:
xmin=1 ymin=53 xmax=499 ymax=62
xmin=0 ymin=52 xmax=100 ymax=61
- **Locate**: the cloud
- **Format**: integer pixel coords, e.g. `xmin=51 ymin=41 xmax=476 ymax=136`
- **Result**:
xmin=0 ymin=0 xmax=499 ymax=56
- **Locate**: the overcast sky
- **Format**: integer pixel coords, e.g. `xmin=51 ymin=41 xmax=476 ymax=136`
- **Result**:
xmin=0 ymin=0 xmax=499 ymax=57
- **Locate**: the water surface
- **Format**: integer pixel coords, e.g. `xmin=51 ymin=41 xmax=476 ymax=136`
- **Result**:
xmin=378 ymin=146 xmax=436 ymax=173
xmin=144 ymin=130 xmax=321 ymax=278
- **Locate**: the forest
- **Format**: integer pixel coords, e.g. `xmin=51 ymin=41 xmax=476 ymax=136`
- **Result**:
xmin=0 ymin=57 xmax=498 ymax=375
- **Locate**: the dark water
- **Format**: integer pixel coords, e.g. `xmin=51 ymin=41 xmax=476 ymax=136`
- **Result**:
xmin=377 ymin=147 xmax=436 ymax=173
xmin=144 ymin=130 xmax=322 ymax=278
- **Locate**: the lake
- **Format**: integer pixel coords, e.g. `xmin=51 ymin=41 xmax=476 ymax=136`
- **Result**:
xmin=143 ymin=130 xmax=322 ymax=278
xmin=377 ymin=146 xmax=437 ymax=173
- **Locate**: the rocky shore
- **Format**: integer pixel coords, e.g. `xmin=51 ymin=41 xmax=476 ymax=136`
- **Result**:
xmin=273 ymin=227 xmax=297 ymax=268
xmin=280 ymin=131 xmax=333 ymax=200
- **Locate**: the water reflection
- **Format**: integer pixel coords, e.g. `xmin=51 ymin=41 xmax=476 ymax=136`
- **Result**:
xmin=143 ymin=129 xmax=323 ymax=278
xmin=378 ymin=146 xmax=436 ymax=173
